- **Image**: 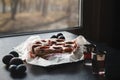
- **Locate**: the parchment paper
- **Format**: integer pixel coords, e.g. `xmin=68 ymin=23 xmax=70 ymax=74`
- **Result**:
xmin=14 ymin=35 xmax=90 ymax=67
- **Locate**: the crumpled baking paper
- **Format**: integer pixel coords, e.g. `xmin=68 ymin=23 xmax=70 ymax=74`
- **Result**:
xmin=14 ymin=35 xmax=90 ymax=67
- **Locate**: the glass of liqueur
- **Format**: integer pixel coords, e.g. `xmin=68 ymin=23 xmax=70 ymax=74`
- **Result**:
xmin=97 ymin=51 xmax=106 ymax=76
xmin=92 ymin=50 xmax=106 ymax=76
xmin=83 ymin=44 xmax=96 ymax=66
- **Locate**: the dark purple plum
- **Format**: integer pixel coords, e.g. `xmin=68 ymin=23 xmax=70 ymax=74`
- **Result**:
xmin=50 ymin=35 xmax=57 ymax=38
xmin=2 ymin=54 xmax=14 ymax=65
xmin=56 ymin=33 xmax=63 ymax=37
xmin=58 ymin=35 xmax=65 ymax=40
xmin=9 ymin=57 xmax=23 ymax=65
xmin=9 ymin=65 xmax=17 ymax=73
xmin=16 ymin=64 xmax=27 ymax=73
xmin=9 ymin=51 xmax=19 ymax=57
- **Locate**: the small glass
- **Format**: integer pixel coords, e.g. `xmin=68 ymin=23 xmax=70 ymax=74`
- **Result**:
xmin=83 ymin=44 xmax=96 ymax=66
xmin=97 ymin=51 xmax=106 ymax=76
xmin=92 ymin=50 xmax=106 ymax=76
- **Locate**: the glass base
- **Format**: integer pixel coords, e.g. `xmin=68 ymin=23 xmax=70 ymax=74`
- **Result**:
xmin=99 ymin=71 xmax=105 ymax=76
xmin=84 ymin=60 xmax=92 ymax=66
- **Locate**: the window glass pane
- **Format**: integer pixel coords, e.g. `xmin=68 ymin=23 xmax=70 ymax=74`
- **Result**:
xmin=0 ymin=0 xmax=81 ymax=35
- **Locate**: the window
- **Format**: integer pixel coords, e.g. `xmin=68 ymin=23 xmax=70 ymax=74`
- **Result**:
xmin=0 ymin=0 xmax=82 ymax=36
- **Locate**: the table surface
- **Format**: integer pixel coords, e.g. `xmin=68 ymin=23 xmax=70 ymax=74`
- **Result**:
xmin=0 ymin=31 xmax=119 ymax=80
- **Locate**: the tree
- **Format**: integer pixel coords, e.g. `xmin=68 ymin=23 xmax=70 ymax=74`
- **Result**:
xmin=21 ymin=0 xmax=26 ymax=12
xmin=36 ymin=0 xmax=41 ymax=11
xmin=11 ymin=0 xmax=19 ymax=20
xmin=67 ymin=0 xmax=72 ymax=26
xmin=42 ymin=0 xmax=48 ymax=17
xmin=19 ymin=0 xmax=23 ymax=12
xmin=1 ymin=0 xmax=6 ymax=13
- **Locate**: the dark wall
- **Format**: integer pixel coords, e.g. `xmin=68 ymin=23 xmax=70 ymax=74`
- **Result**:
xmin=83 ymin=0 xmax=119 ymax=49
xmin=112 ymin=1 xmax=120 ymax=49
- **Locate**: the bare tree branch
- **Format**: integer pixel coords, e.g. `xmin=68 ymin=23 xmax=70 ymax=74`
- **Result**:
xmin=42 ymin=0 xmax=48 ymax=17
xmin=11 ymin=0 xmax=19 ymax=20
xmin=1 ymin=0 xmax=6 ymax=13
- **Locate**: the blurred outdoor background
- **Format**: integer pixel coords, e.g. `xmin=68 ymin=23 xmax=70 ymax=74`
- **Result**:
xmin=0 ymin=0 xmax=80 ymax=35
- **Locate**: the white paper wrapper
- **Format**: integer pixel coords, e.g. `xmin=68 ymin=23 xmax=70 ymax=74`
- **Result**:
xmin=14 ymin=35 xmax=90 ymax=67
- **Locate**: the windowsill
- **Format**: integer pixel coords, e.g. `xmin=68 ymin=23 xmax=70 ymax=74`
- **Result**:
xmin=0 ymin=30 xmax=120 ymax=80
xmin=0 ymin=27 xmax=84 ymax=38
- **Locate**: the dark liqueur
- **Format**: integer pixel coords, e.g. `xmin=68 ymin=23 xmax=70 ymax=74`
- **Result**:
xmin=92 ymin=50 xmax=106 ymax=76
xmin=83 ymin=44 xmax=96 ymax=66
xmin=97 ymin=51 xmax=106 ymax=76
